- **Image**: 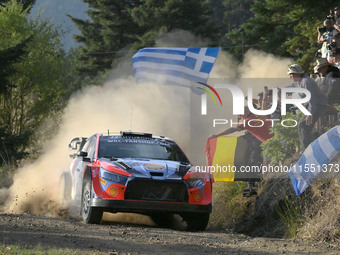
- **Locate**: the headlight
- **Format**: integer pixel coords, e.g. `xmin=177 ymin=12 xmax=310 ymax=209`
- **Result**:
xmin=100 ymin=168 xmax=128 ymax=184
xmin=185 ymin=177 xmax=204 ymax=188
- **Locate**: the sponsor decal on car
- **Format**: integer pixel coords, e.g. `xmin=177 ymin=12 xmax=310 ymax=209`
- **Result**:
xmin=143 ymin=163 xmax=165 ymax=170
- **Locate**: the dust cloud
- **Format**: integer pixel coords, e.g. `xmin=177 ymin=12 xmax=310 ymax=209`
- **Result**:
xmin=239 ymin=49 xmax=292 ymax=78
xmin=4 ymin=79 xmax=190 ymax=218
xmin=3 ymin=31 xmax=292 ymax=223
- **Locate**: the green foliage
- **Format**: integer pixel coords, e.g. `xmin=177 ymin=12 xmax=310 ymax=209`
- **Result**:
xmin=0 ymin=36 xmax=31 ymax=95
xmin=217 ymin=0 xmax=254 ymax=37
xmin=225 ymin=0 xmax=336 ymax=68
xmin=0 ymin=0 xmax=77 ymax=166
xmin=131 ymin=0 xmax=218 ymax=48
xmin=70 ymin=0 xmax=218 ymax=81
xmin=70 ymin=0 xmax=142 ymax=81
xmin=261 ymin=112 xmax=301 ymax=165
xmin=276 ymin=196 xmax=303 ymax=238
xmin=0 ymin=0 xmax=35 ymax=11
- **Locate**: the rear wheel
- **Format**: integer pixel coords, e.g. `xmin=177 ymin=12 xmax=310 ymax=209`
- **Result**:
xmin=183 ymin=212 xmax=210 ymax=231
xmin=81 ymin=180 xmax=103 ymax=224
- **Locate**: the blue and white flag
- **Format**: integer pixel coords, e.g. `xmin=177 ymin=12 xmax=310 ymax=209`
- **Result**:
xmin=288 ymin=125 xmax=340 ymax=196
xmin=132 ymin=47 xmax=220 ymax=87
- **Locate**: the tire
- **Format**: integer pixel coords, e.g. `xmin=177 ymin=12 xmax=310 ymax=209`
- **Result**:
xmin=183 ymin=212 xmax=210 ymax=231
xmin=58 ymin=172 xmax=72 ymax=206
xmin=81 ymin=180 xmax=103 ymax=224
xmin=150 ymin=213 xmax=174 ymax=228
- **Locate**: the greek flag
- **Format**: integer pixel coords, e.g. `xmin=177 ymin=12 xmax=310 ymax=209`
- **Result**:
xmin=288 ymin=125 xmax=340 ymax=196
xmin=132 ymin=47 xmax=220 ymax=87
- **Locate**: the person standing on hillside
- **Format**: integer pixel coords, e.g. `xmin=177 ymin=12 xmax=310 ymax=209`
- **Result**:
xmin=315 ymin=58 xmax=340 ymax=100
xmin=318 ymin=19 xmax=336 ymax=58
xmin=333 ymin=6 xmax=340 ymax=35
xmin=287 ymin=64 xmax=328 ymax=151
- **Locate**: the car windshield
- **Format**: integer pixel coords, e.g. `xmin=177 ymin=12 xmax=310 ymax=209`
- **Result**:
xmin=98 ymin=136 xmax=189 ymax=163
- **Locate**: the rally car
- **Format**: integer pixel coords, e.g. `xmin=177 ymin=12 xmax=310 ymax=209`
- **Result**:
xmin=59 ymin=131 xmax=212 ymax=231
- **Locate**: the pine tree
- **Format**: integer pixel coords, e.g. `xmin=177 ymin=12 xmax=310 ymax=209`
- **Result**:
xmin=0 ymin=0 xmax=36 ymax=11
xmin=0 ymin=38 xmax=31 ymax=166
xmin=0 ymin=0 xmax=75 ymax=166
xmin=71 ymin=0 xmax=218 ymax=81
xmin=0 ymin=38 xmax=30 ymax=95
xmin=225 ymin=0 xmax=336 ymax=69
xmin=69 ymin=0 xmax=143 ymax=80
xmin=130 ymin=0 xmax=218 ymax=49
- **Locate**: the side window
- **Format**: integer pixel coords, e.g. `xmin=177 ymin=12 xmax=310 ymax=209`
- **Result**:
xmin=87 ymin=138 xmax=97 ymax=161
xmin=82 ymin=138 xmax=92 ymax=153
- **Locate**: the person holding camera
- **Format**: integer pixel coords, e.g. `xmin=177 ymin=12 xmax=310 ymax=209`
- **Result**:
xmin=327 ymin=33 xmax=340 ymax=67
xmin=318 ymin=19 xmax=336 ymax=58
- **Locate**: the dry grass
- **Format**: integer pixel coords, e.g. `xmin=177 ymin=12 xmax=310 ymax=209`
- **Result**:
xmin=209 ymin=181 xmax=253 ymax=229
xmin=209 ymin=154 xmax=340 ymax=243
xmin=298 ymin=179 xmax=340 ymax=242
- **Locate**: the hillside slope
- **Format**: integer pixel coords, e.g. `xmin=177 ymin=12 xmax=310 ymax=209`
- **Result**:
xmin=30 ymin=0 xmax=88 ymax=51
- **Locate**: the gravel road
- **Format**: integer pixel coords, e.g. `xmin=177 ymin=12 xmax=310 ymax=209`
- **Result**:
xmin=0 ymin=213 xmax=339 ymax=254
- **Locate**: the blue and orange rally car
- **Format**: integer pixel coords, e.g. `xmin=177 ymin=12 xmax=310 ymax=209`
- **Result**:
xmin=59 ymin=131 xmax=212 ymax=231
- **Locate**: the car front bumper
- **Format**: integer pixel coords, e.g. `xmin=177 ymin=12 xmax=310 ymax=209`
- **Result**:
xmin=90 ymin=198 xmax=212 ymax=214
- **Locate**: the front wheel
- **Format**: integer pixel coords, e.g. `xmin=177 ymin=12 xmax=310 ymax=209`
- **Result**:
xmin=150 ymin=213 xmax=174 ymax=228
xmin=182 ymin=212 xmax=210 ymax=231
xmin=82 ymin=180 xmax=103 ymax=224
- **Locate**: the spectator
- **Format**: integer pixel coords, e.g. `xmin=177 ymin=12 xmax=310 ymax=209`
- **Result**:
xmin=333 ymin=6 xmax=340 ymax=35
xmin=261 ymin=87 xmax=272 ymax=111
xmin=314 ymin=58 xmax=339 ymax=94
xmin=330 ymin=45 xmax=340 ymax=70
xmin=287 ymin=64 xmax=328 ymax=151
xmin=327 ymin=33 xmax=340 ymax=64
xmin=318 ymin=19 xmax=336 ymax=58
xmin=246 ymin=92 xmax=263 ymax=110
xmin=311 ymin=66 xmax=322 ymax=85
xmin=321 ymin=52 xmax=340 ymax=104
xmin=257 ymin=92 xmax=263 ymax=109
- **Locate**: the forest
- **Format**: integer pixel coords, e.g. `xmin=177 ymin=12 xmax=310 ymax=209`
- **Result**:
xmin=0 ymin=0 xmax=337 ymax=175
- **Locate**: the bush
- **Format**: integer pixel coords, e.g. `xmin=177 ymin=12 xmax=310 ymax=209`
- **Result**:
xmin=261 ymin=112 xmax=301 ymax=165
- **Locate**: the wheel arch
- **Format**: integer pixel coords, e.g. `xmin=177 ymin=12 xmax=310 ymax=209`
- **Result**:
xmin=82 ymin=165 xmax=92 ymax=189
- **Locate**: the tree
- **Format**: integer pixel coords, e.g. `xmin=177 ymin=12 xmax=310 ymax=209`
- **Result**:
xmin=0 ymin=0 xmax=75 ymax=166
xmin=261 ymin=113 xmax=301 ymax=165
xmin=69 ymin=0 xmax=143 ymax=80
xmin=0 ymin=0 xmax=35 ymax=11
xmin=209 ymin=0 xmax=254 ymax=36
xmin=225 ymin=0 xmax=336 ymax=69
xmin=0 ymin=39 xmax=32 ymax=165
xmin=130 ymin=0 xmax=218 ymax=49
xmin=0 ymin=37 xmax=31 ymax=95
xmin=71 ymin=0 xmax=218 ymax=81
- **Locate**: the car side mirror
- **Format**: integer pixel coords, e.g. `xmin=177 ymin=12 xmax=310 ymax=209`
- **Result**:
xmin=77 ymin=151 xmax=91 ymax=162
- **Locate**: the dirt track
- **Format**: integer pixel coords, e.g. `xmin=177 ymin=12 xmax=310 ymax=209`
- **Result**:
xmin=0 ymin=213 xmax=339 ymax=254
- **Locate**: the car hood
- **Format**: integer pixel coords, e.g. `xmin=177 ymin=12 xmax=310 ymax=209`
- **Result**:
xmin=100 ymin=158 xmax=191 ymax=179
